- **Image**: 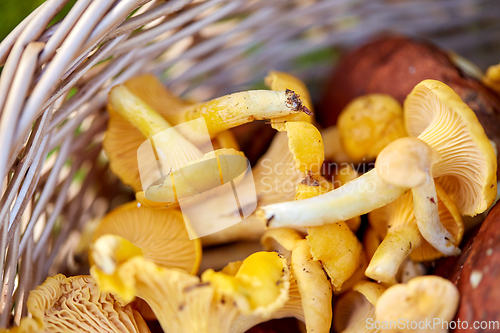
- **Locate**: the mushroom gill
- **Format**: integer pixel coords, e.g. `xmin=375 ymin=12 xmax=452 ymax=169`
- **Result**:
xmin=27 ymin=274 xmax=150 ymax=333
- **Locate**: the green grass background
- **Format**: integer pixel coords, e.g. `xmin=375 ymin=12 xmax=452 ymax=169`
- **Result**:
xmin=0 ymin=0 xmax=76 ymax=41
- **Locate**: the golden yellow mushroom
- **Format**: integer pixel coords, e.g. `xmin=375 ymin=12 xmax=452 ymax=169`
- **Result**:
xmin=27 ymin=274 xmax=150 ymax=333
xmin=483 ymin=62 xmax=500 ymax=92
xmin=286 ymin=121 xmax=324 ymax=176
xmin=292 ymin=167 xmax=363 ymax=291
xmin=307 ymin=224 xmax=363 ymax=290
xmin=90 ymin=201 xmax=202 ymax=275
xmin=337 ymin=94 xmax=407 ymax=162
xmin=91 ymin=251 xmax=289 ymax=333
xmin=201 ymin=252 xmax=289 ymax=316
xmin=375 ymin=276 xmax=459 ymax=333
xmin=366 ymin=185 xmax=463 ymax=283
xmin=260 ymin=81 xmax=497 ymax=251
xmin=261 ymin=228 xmax=332 ymax=333
xmin=334 ymin=281 xmax=386 ymax=333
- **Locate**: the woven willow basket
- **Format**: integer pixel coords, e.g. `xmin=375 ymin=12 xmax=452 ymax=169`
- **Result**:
xmin=1 ymin=0 xmax=500 ymax=328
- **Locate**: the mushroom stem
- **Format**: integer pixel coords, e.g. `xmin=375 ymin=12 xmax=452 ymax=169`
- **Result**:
xmin=172 ymin=89 xmax=311 ymax=138
xmin=412 ymin=176 xmax=461 ymax=256
xmin=109 ymin=84 xmax=203 ymax=172
xmin=365 ymin=230 xmax=420 ymax=284
xmin=259 ymin=170 xmax=406 ymax=228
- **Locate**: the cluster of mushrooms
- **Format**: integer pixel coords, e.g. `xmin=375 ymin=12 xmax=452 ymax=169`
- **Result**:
xmin=5 ymin=69 xmax=498 ymax=333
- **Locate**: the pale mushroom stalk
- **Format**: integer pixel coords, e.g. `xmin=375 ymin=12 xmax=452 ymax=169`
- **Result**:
xmin=367 ymin=186 xmax=463 ymax=283
xmin=122 ymin=73 xmax=311 ymax=138
xmin=367 ymin=228 xmax=421 ymax=284
xmin=169 ymin=89 xmax=312 ymax=139
xmin=259 ymin=169 xmax=406 ymax=228
xmin=375 ymin=137 xmax=459 ymax=256
xmin=412 ymin=175 xmax=457 ymax=255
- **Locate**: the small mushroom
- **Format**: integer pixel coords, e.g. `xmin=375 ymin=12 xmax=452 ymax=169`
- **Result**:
xmin=405 ymin=80 xmax=497 ymax=216
xmin=337 ymin=94 xmax=407 ymax=162
xmin=201 ymin=251 xmax=290 ymax=316
xmin=90 ymin=201 xmax=202 ymax=275
xmin=306 ymin=223 xmax=363 ymax=290
xmin=91 ymin=252 xmax=289 ymax=333
xmin=366 ymin=184 xmax=463 ymax=283
xmin=375 ymin=276 xmax=459 ymax=333
xmin=334 ymin=281 xmax=386 ymax=333
xmin=27 ymin=274 xmax=150 ymax=333
xmin=483 ymin=63 xmax=500 ymax=93
xmin=259 ymin=80 xmax=497 ymax=242
xmin=261 ymin=228 xmax=332 ymax=333
xmin=264 ymin=70 xmax=314 ymax=131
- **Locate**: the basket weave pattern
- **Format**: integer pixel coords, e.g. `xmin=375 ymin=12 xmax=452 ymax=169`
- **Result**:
xmin=0 ymin=0 xmax=499 ymax=327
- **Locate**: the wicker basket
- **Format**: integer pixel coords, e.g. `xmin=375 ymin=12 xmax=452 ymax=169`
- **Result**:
xmin=0 ymin=0 xmax=499 ymax=327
